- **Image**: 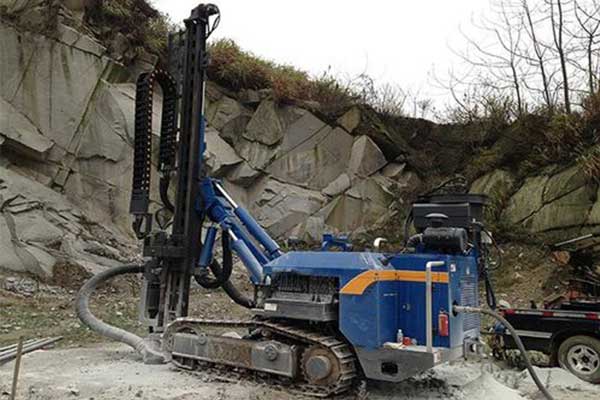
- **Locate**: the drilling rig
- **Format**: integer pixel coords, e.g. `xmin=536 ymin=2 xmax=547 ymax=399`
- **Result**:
xmin=77 ymin=4 xmax=501 ymax=397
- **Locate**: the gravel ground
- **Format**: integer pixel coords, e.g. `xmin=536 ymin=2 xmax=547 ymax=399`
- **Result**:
xmin=1 ymin=344 xmax=598 ymax=400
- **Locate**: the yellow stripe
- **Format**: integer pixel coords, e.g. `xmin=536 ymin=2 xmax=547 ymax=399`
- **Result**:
xmin=340 ymin=270 xmax=449 ymax=296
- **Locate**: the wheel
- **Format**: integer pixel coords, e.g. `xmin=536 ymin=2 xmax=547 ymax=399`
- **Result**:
xmin=558 ymin=335 xmax=600 ymax=384
xmin=301 ymin=345 xmax=342 ymax=386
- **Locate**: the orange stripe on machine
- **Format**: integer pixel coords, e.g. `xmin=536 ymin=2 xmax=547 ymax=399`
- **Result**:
xmin=340 ymin=270 xmax=450 ymax=296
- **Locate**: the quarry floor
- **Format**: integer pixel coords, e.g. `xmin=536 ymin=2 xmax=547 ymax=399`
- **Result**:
xmin=0 ymin=243 xmax=592 ymax=400
xmin=0 ymin=343 xmax=599 ymax=400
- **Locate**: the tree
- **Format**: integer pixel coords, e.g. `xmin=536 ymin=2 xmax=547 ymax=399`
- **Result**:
xmin=546 ymin=0 xmax=571 ymax=112
xmin=573 ymin=0 xmax=600 ymax=93
xmin=453 ymin=0 xmax=529 ymax=116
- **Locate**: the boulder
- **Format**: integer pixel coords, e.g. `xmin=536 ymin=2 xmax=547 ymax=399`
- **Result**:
xmin=524 ymin=186 xmax=596 ymax=232
xmin=206 ymin=96 xmax=252 ymax=146
xmin=278 ymin=112 xmax=327 ymax=153
xmin=205 ymin=127 xmax=243 ymax=176
xmin=268 ymin=127 xmax=354 ymax=190
xmin=322 ymin=173 xmax=351 ymax=197
xmin=235 ymin=138 xmax=278 ymax=171
xmin=0 ymin=214 xmax=32 ymax=273
xmin=470 ymin=169 xmax=515 ymax=199
xmin=247 ymin=178 xmax=327 ymax=238
xmin=502 ymin=175 xmax=549 ymax=225
xmin=227 ymin=161 xmax=261 ymax=187
xmin=238 ymin=89 xmax=262 ymax=105
xmin=318 ymin=195 xmax=363 ymax=233
xmin=337 ymin=106 xmax=361 ymax=133
xmin=501 ymin=167 xmax=597 ymax=233
xmin=322 ymin=174 xmax=394 ymax=232
xmin=13 ymin=210 xmax=63 ymax=244
xmin=76 ymin=83 xmax=134 ymax=163
xmin=543 ymin=165 xmax=588 ymax=203
xmin=348 ymin=135 xmax=387 ymax=178
xmin=0 ymin=97 xmax=54 ymax=159
xmin=382 ymin=163 xmax=406 ymax=180
xmin=470 ymin=169 xmax=515 ymax=220
xmin=392 ymin=170 xmax=422 ymax=194
xmin=62 ymin=0 xmax=89 ymax=12
xmin=0 ymin=23 xmax=112 ymax=151
xmin=243 ymin=100 xmax=285 ymax=146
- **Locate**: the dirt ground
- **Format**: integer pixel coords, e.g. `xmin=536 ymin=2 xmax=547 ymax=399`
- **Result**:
xmin=1 ymin=344 xmax=599 ymax=400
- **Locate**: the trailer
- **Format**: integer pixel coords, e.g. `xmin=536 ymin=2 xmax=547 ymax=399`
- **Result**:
xmin=493 ymin=232 xmax=600 ymax=384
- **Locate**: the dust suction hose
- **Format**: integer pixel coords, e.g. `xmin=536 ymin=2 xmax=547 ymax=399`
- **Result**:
xmin=75 ymin=264 xmax=165 ymax=364
xmin=453 ymin=306 xmax=554 ymax=400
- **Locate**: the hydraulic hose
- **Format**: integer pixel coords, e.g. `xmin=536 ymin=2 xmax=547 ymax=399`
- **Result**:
xmin=194 ymin=258 xmax=255 ymax=308
xmin=214 ymin=263 xmax=256 ymax=309
xmin=453 ymin=306 xmax=554 ymax=400
xmin=75 ymin=264 xmax=165 ymax=364
xmin=195 ymin=232 xmax=233 ymax=289
xmin=159 ymin=177 xmax=175 ymax=213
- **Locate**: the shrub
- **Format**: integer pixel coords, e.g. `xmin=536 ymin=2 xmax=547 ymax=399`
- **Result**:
xmin=208 ymin=39 xmax=357 ymax=113
xmin=86 ymin=0 xmax=170 ymax=61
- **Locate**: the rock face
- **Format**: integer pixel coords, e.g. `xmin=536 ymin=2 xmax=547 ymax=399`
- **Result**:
xmin=500 ymin=166 xmax=598 ymax=233
xmin=2 ymin=1 xmax=599 ymax=280
xmin=0 ymin=5 xmax=405 ymax=278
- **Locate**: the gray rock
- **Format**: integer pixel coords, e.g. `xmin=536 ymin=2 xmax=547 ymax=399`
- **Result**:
xmin=470 ymin=169 xmax=515 ymax=198
xmin=227 ymin=161 xmax=261 ymax=187
xmin=587 ymin=187 xmax=600 ymax=225
xmin=392 ymin=171 xmax=422 ymax=194
xmin=268 ymin=127 xmax=354 ymax=190
xmin=502 ymin=175 xmax=549 ymax=225
xmin=238 ymin=89 xmax=261 ymax=105
xmin=13 ymin=211 xmax=64 ymax=244
xmin=207 ymin=96 xmax=252 ymax=146
xmin=279 ymin=112 xmax=327 ymax=153
xmin=244 ymin=100 xmax=284 ymax=146
xmin=543 ymin=165 xmax=588 ymax=203
xmin=524 ymin=185 xmax=595 ymax=232
xmin=247 ymin=178 xmax=327 ymax=238
xmin=348 ymin=136 xmax=387 ymax=178
xmin=0 ymin=97 xmax=54 ymax=159
xmin=56 ymin=23 xmax=105 ymax=57
xmin=337 ymin=107 xmax=361 ymax=133
xmin=0 ymin=23 xmax=110 ymax=152
xmin=62 ymin=0 xmax=89 ymax=12
xmin=322 ymin=174 xmax=351 ymax=197
xmin=502 ymin=167 xmax=597 ymax=233
xmin=321 ymin=174 xmax=394 ymax=232
xmin=0 ymin=215 xmax=29 ymax=273
xmin=235 ymin=138 xmax=277 ymax=171
xmin=382 ymin=163 xmax=407 ymax=180
xmin=205 ymin=127 xmax=243 ymax=176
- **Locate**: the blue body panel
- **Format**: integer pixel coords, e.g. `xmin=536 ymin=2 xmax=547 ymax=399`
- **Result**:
xmin=265 ymin=251 xmax=479 ymax=350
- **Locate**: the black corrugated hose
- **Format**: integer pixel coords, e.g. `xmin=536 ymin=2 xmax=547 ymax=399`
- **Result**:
xmin=454 ymin=306 xmax=554 ymax=400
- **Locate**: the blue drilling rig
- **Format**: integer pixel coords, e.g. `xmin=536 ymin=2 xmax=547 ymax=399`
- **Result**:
xmin=77 ymin=4 xmax=501 ymax=397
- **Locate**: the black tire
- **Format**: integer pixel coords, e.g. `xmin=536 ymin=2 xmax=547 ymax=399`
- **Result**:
xmin=558 ymin=335 xmax=600 ymax=384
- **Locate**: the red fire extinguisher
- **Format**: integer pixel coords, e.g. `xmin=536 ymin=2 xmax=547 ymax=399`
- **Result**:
xmin=438 ymin=312 xmax=449 ymax=337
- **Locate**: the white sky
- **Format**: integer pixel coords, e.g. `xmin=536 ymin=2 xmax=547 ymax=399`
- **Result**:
xmin=152 ymin=1 xmax=492 ymax=106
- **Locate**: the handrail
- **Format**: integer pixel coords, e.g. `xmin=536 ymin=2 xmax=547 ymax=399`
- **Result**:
xmin=426 ymin=261 xmax=445 ymax=353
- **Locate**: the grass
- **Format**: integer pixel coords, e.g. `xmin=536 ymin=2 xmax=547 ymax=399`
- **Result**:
xmin=86 ymin=0 xmax=170 ymax=61
xmin=208 ymin=39 xmax=357 ymax=114
xmin=0 ymin=279 xmax=143 ymax=348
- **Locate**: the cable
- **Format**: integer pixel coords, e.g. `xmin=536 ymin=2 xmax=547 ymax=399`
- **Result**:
xmin=75 ymin=264 xmax=165 ymax=364
xmin=453 ymin=306 xmax=555 ymax=400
